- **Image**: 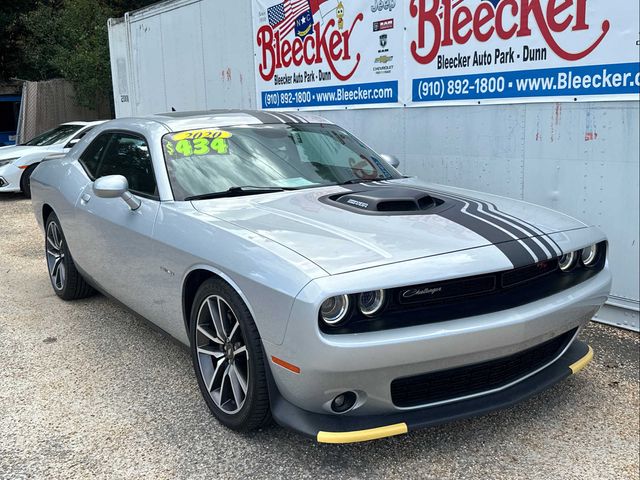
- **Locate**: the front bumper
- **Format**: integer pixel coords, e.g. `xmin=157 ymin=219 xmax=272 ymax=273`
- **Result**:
xmin=0 ymin=163 xmax=22 ymax=192
xmin=263 ymin=268 xmax=610 ymax=417
xmin=268 ymin=340 xmax=593 ymax=443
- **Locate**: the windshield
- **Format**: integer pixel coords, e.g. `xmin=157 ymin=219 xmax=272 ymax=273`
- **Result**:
xmin=162 ymin=123 xmax=400 ymax=200
xmin=24 ymin=124 xmax=83 ymax=146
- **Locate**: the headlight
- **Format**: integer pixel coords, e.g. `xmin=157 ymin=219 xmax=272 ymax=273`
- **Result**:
xmin=581 ymin=244 xmax=599 ymax=266
xmin=558 ymin=251 xmax=578 ymax=271
xmin=358 ymin=290 xmax=386 ymax=316
xmin=320 ymin=295 xmax=350 ymax=325
xmin=0 ymin=157 xmax=20 ymax=167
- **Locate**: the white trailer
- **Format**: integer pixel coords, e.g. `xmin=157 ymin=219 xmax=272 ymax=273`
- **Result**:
xmin=108 ymin=0 xmax=639 ymax=330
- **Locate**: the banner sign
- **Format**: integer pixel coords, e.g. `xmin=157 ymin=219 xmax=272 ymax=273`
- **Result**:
xmin=251 ymin=1 xmax=640 ymax=109
xmin=407 ymin=0 xmax=640 ymax=106
xmin=252 ymin=0 xmax=403 ymax=109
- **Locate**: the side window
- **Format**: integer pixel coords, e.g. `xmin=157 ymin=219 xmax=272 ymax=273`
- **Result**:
xmin=66 ymin=127 xmax=93 ymax=147
xmin=79 ymin=133 xmax=111 ymax=179
xmin=96 ymin=133 xmax=157 ymax=197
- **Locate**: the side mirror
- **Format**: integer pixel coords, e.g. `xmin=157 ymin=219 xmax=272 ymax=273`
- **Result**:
xmin=380 ymin=154 xmax=400 ymax=169
xmin=93 ymin=175 xmax=141 ymax=210
xmin=66 ymin=138 xmax=81 ymax=148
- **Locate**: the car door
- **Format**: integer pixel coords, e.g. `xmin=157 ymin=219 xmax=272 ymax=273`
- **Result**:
xmin=73 ymin=131 xmax=161 ymax=318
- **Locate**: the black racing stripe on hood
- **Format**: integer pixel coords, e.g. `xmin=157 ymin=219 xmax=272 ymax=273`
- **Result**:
xmin=428 ymin=188 xmax=562 ymax=257
xmin=366 ymin=182 xmax=544 ymax=267
xmin=451 ymin=195 xmax=551 ymax=261
xmin=436 ymin=195 xmax=537 ymax=268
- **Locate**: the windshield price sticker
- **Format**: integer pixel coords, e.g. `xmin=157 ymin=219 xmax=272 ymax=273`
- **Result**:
xmin=172 ymin=129 xmax=232 ymax=141
xmin=164 ymin=130 xmax=232 ymax=157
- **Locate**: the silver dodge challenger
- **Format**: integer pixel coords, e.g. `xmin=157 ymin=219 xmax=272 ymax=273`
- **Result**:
xmin=30 ymin=110 xmax=611 ymax=443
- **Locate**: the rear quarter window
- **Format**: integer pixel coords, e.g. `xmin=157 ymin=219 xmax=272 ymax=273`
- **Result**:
xmin=79 ymin=133 xmax=111 ymax=179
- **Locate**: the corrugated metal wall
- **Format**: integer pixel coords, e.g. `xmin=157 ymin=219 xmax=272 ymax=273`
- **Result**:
xmin=108 ymin=0 xmax=640 ymax=330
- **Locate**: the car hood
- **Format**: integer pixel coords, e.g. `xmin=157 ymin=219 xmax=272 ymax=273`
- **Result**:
xmin=0 ymin=145 xmax=62 ymax=160
xmin=192 ymin=178 xmax=586 ymax=275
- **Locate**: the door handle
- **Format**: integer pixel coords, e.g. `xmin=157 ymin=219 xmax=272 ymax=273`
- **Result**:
xmin=81 ymin=193 xmax=91 ymax=203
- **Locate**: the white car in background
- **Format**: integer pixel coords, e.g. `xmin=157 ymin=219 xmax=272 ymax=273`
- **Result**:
xmin=0 ymin=121 xmax=106 ymax=197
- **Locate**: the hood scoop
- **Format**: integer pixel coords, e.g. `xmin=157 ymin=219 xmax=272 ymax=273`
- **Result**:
xmin=324 ymin=186 xmax=445 ymax=215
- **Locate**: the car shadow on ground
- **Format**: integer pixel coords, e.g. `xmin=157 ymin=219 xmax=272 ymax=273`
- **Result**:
xmin=0 ymin=192 xmax=28 ymax=202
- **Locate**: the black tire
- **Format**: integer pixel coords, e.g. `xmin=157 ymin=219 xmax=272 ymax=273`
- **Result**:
xmin=45 ymin=212 xmax=95 ymax=300
xmin=20 ymin=163 xmax=38 ymax=198
xmin=190 ymin=278 xmax=271 ymax=431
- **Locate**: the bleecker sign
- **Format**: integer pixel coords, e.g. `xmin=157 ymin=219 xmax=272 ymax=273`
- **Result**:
xmin=406 ymin=0 xmax=639 ymax=106
xmin=251 ymin=1 xmax=639 ymax=109
xmin=252 ymin=0 xmax=402 ymax=110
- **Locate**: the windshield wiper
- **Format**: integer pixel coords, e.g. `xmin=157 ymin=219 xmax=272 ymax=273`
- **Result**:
xmin=185 ymin=186 xmax=294 ymax=201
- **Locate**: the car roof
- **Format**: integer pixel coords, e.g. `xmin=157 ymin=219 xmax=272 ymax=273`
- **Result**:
xmin=143 ymin=109 xmax=332 ymax=132
xmin=60 ymin=120 xmax=109 ymax=127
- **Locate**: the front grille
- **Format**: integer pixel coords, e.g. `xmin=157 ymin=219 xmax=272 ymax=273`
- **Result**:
xmin=321 ymin=241 xmax=606 ymax=334
xmin=398 ymin=275 xmax=496 ymax=304
xmin=502 ymin=259 xmax=558 ymax=287
xmin=390 ymin=328 xmax=576 ymax=408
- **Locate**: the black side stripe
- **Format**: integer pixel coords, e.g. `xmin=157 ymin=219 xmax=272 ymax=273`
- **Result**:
xmin=430 ymin=188 xmax=562 ymax=256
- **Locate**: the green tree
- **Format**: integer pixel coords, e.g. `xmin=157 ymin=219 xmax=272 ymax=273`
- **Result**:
xmin=0 ymin=0 xmax=39 ymax=80
xmin=5 ymin=0 xmax=156 ymax=109
xmin=51 ymin=0 xmax=114 ymax=108
xmin=16 ymin=1 xmax=64 ymax=81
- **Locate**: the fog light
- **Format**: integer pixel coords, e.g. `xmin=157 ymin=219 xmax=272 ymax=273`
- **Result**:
xmin=331 ymin=391 xmax=357 ymax=413
xmin=581 ymin=244 xmax=598 ymax=266
xmin=320 ymin=295 xmax=350 ymax=325
xmin=558 ymin=251 xmax=577 ymax=271
xmin=358 ymin=290 xmax=386 ymax=316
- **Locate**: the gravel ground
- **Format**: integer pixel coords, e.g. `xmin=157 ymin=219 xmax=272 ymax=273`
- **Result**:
xmin=0 ymin=193 xmax=638 ymax=480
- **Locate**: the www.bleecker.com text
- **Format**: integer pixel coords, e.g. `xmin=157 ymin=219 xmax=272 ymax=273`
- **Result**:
xmin=438 ymin=45 xmax=548 ymax=69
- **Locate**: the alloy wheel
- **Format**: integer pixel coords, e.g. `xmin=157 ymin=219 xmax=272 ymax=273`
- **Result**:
xmin=195 ymin=295 xmax=249 ymax=414
xmin=46 ymin=221 xmax=66 ymax=291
